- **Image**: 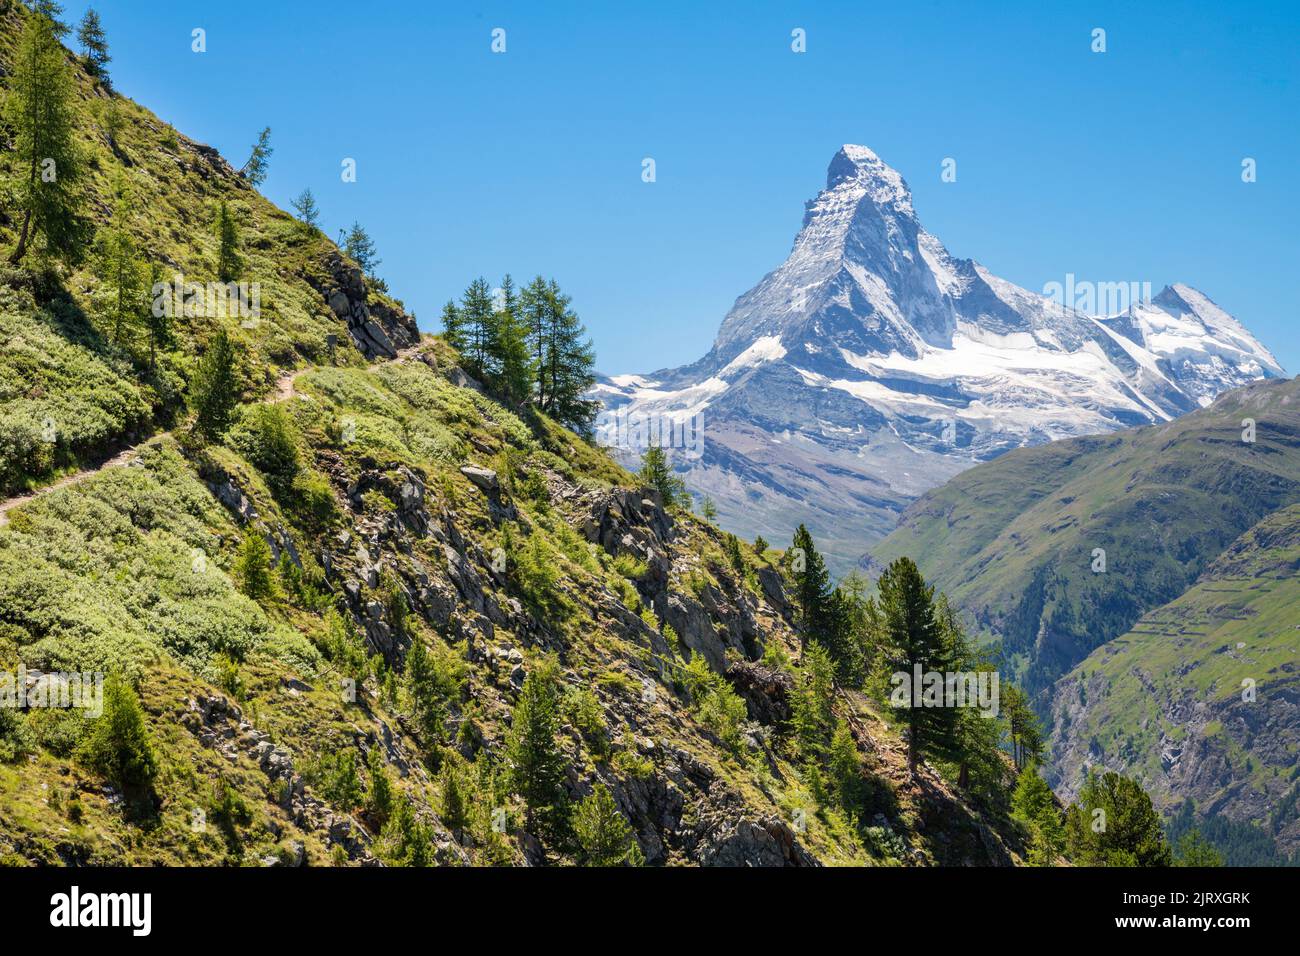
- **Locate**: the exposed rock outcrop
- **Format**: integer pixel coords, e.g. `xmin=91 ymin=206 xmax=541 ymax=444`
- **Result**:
xmin=311 ymin=249 xmax=419 ymax=360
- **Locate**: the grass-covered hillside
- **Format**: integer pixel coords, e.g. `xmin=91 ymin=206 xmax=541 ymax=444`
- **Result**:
xmin=0 ymin=5 xmax=1038 ymax=866
xmin=1048 ymin=502 xmax=1300 ymax=859
xmin=0 ymin=2 xmax=415 ymax=496
xmin=871 ymin=375 xmax=1300 ymax=696
xmin=0 ymin=331 xmax=1030 ymax=866
xmin=872 ymin=373 xmax=1300 ymax=859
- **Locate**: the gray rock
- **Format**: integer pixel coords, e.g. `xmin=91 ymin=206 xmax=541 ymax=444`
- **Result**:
xmin=459 ymin=465 xmax=499 ymax=495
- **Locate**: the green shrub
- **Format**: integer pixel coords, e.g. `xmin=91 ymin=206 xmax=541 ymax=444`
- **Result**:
xmin=611 ymin=727 xmax=654 ymax=779
xmin=378 ymin=795 xmax=433 ymax=866
xmin=0 ymin=708 xmax=33 ymax=763
xmin=681 ymin=656 xmax=748 ymax=754
xmin=563 ymin=686 xmax=609 ymax=757
xmin=307 ymin=749 xmax=362 ymax=811
xmin=286 ymin=470 xmax=338 ymax=531
xmin=612 ymin=553 xmax=648 ymax=580
xmin=227 ymin=404 xmax=300 ymax=485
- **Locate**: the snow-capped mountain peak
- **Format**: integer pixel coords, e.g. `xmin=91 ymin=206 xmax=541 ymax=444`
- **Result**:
xmin=594 ymin=146 xmax=1285 ymax=572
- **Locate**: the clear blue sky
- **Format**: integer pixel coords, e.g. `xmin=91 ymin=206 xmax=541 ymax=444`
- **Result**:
xmin=77 ymin=1 xmax=1298 ymax=374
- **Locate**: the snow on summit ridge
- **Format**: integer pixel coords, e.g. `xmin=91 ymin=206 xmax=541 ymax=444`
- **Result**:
xmin=593 ymin=146 xmax=1285 ymax=573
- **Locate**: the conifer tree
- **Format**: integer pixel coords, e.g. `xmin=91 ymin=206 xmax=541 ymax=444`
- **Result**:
xmin=459 ymin=277 xmax=495 ymax=380
xmin=790 ymin=525 xmax=833 ymax=655
xmin=934 ymin=595 xmax=1005 ymax=796
xmin=1173 ymin=829 xmax=1223 ymax=867
xmin=542 ymin=278 xmax=598 ymax=432
xmin=1002 ymin=684 xmax=1043 ymax=770
xmin=234 ymin=530 xmax=275 ymax=600
xmin=439 ymin=758 xmax=470 ymax=831
xmin=239 ymin=127 xmax=273 ymax=186
xmin=1064 ymin=770 xmax=1171 ymax=866
xmin=291 ymin=188 xmax=320 ymax=233
xmin=31 ymin=1 xmax=69 ymax=37
xmin=790 ymin=642 xmax=836 ymax=761
xmin=440 ymin=299 xmax=467 ymax=354
xmin=93 ymin=185 xmax=146 ymax=346
xmin=637 ymin=445 xmax=687 ymax=509
xmin=404 ymin=637 xmax=451 ymax=753
xmin=1011 ymin=767 xmax=1064 ymax=865
xmin=520 ymin=275 xmax=550 ymax=407
xmin=342 ymin=221 xmax=380 ymax=276
xmin=77 ymin=673 xmax=156 ymax=798
xmin=144 ymin=263 xmax=170 ymax=368
xmin=365 ymin=746 xmax=394 ymax=829
xmin=191 ymin=328 xmax=239 ymax=440
xmin=214 ymin=201 xmax=242 ymax=283
xmin=876 ymin=556 xmax=959 ymax=777
xmin=504 ymin=656 xmax=567 ymax=837
xmin=827 ymin=719 xmax=863 ymax=809
xmin=573 ymin=783 xmax=643 ymax=866
xmin=487 ymin=274 xmax=533 ymax=404
xmin=76 ymin=8 xmax=110 ymax=85
xmin=6 ymin=11 xmax=84 ymax=264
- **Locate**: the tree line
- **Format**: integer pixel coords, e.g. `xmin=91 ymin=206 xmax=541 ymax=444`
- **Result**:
xmin=782 ymin=525 xmax=1199 ymax=867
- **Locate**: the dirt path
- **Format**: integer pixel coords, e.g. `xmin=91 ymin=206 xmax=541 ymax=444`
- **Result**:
xmin=0 ymin=341 xmax=426 ymax=527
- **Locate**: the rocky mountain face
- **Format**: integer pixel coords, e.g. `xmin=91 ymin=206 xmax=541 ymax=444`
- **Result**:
xmin=871 ymin=375 xmax=1300 ymax=858
xmin=594 ymin=145 xmax=1284 ymax=572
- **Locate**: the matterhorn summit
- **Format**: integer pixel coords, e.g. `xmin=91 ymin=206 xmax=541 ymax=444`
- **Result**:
xmin=593 ymin=146 xmax=1284 ymax=572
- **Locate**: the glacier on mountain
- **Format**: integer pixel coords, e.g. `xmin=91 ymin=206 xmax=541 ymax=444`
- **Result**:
xmin=592 ymin=145 xmax=1285 ymax=573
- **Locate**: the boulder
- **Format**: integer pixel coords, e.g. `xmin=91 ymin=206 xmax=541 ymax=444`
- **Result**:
xmin=459 ymin=465 xmax=500 ymax=495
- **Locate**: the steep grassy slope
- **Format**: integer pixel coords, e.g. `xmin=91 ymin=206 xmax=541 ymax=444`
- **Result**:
xmin=1048 ymin=503 xmax=1300 ymax=856
xmin=0 ymin=4 xmax=1034 ymax=868
xmin=871 ymin=376 xmax=1300 ymax=695
xmin=0 ymin=3 xmax=415 ymax=494
xmin=0 ymin=336 xmax=1027 ymax=865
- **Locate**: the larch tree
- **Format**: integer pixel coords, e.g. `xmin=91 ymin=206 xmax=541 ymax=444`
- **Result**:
xmin=291 ymin=187 xmax=320 ymax=234
xmin=240 ymin=127 xmax=273 ymax=186
xmin=76 ymin=7 xmax=111 ymax=86
xmin=459 ymin=277 xmax=495 ymax=380
xmin=93 ymin=181 xmax=146 ymax=346
xmin=487 ymin=274 xmax=533 ymax=405
xmin=214 ymin=201 xmax=242 ymax=283
xmin=440 ymin=299 xmax=467 ymax=354
xmin=541 ymin=278 xmax=598 ymax=432
xmin=504 ymin=656 xmax=567 ymax=838
xmin=31 ymin=1 xmax=69 ymax=37
xmin=6 ymin=11 xmax=85 ymax=264
xmin=143 ymin=262 xmax=170 ymax=368
xmin=191 ymin=328 xmax=239 ymax=441
xmin=342 ymin=221 xmax=380 ymax=276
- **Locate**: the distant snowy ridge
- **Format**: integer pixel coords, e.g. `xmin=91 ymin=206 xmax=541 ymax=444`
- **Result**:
xmin=592 ymin=145 xmax=1284 ymax=573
